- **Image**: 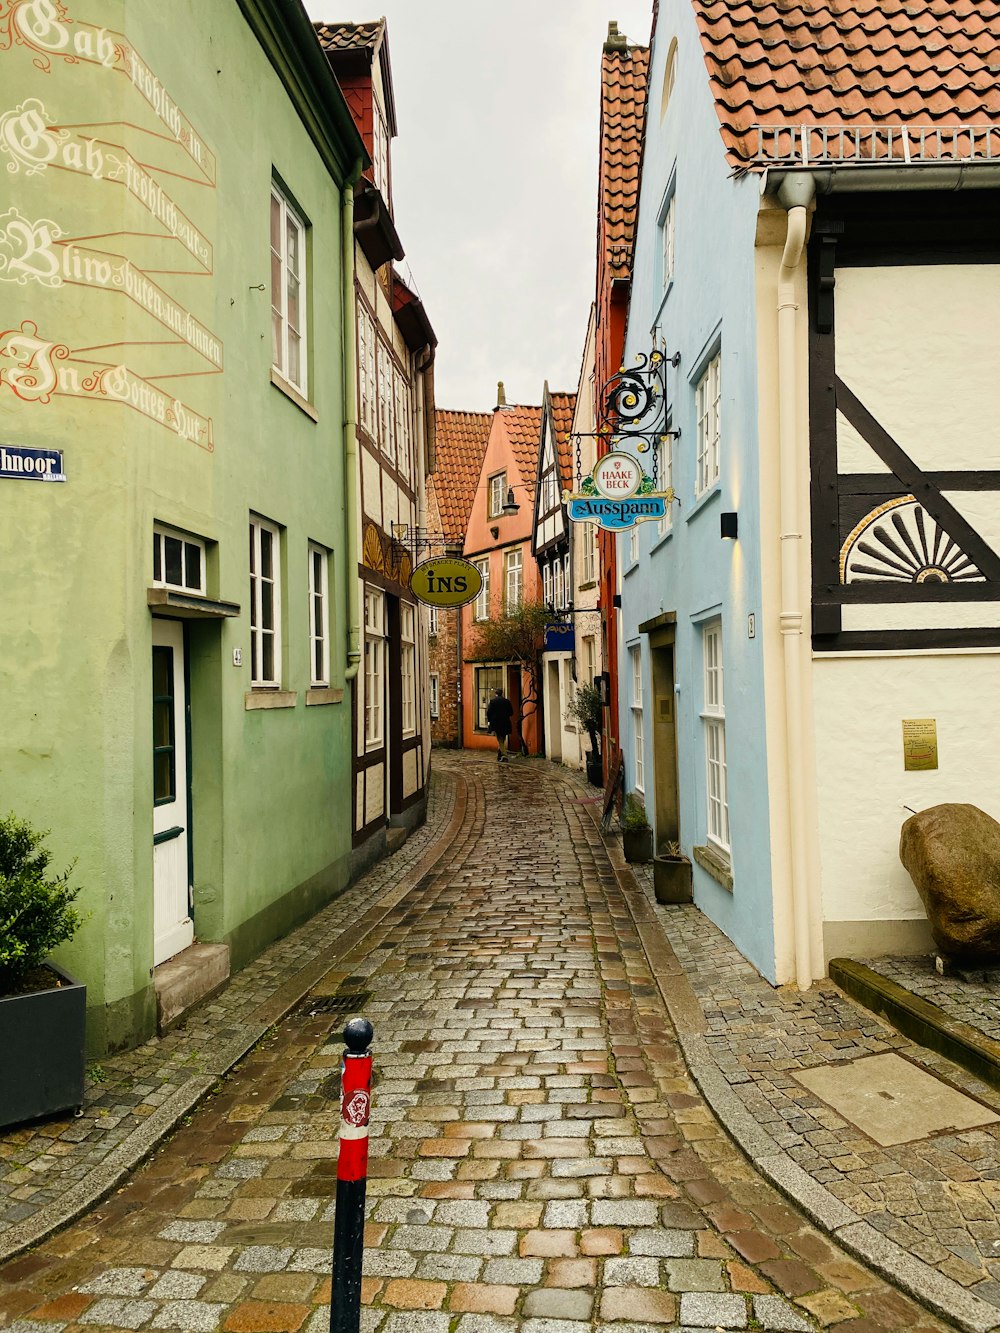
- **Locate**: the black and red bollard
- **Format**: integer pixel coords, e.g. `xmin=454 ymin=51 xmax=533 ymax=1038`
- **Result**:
xmin=330 ymin=1017 xmax=374 ymax=1333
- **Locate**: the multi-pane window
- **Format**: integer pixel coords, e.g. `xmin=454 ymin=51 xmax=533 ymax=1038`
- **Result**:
xmin=472 ymin=558 xmax=490 ymax=621
xmin=488 ymin=472 xmax=506 ymax=519
xmin=657 ymin=434 xmax=673 ymax=536
xmin=564 ymin=553 xmax=571 ymax=606
xmin=377 ymin=343 xmax=393 ymax=466
xmin=582 ymin=635 xmax=596 ymax=690
xmin=357 ymin=306 xmax=377 ymax=437
xmin=308 ymin=542 xmax=330 ymax=687
xmin=505 ymin=549 xmax=523 ymax=610
xmin=660 ymin=194 xmax=676 ymax=291
xmin=401 ymin=603 xmax=416 ymax=735
xmin=541 ymin=467 xmax=558 ymax=514
xmin=364 ymin=588 xmax=385 ymax=746
xmin=543 ymin=562 xmax=553 ymax=608
xmin=475 ymin=665 xmax=505 ymax=731
xmin=581 ymin=526 xmax=597 ymax=585
xmin=629 ymin=524 xmax=639 ymax=565
xmin=429 ymin=672 xmax=440 ymax=719
xmin=696 ymin=352 xmax=722 ymax=496
xmin=372 ymin=98 xmax=389 ymax=201
xmin=270 ymin=185 xmax=307 ymax=394
xmin=428 ymin=605 xmax=439 ymax=636
xmin=394 ymin=367 xmax=411 ymax=480
xmin=153 ymin=525 xmax=206 ymax=595
xmin=630 ymin=646 xmax=644 ymax=792
xmin=702 ymin=621 xmax=730 ymax=853
xmin=553 ymin=557 xmax=565 ymax=610
xmin=249 ymin=517 xmax=281 ymax=687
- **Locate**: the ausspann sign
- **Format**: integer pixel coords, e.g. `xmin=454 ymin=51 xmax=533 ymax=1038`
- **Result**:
xmin=566 ymin=451 xmax=672 ymax=531
xmin=409 ymin=557 xmax=483 ymax=609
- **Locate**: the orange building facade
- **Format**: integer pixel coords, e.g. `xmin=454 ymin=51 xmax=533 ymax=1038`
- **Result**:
xmin=460 ymin=392 xmax=544 ymax=755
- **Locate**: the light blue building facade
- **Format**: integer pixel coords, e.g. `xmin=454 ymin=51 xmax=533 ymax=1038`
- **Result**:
xmin=615 ymin=1 xmax=778 ymax=979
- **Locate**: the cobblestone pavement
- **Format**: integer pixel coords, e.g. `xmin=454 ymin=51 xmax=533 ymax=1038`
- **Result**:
xmin=0 ymin=775 xmax=458 ymax=1259
xmin=627 ymin=860 xmax=1000 ymax=1319
xmin=0 ymin=754 xmax=958 ymax=1333
xmin=862 ymin=956 xmax=1000 ymax=1044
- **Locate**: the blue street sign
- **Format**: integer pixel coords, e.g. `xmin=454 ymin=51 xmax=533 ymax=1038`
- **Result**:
xmin=0 ymin=445 xmax=65 ymax=481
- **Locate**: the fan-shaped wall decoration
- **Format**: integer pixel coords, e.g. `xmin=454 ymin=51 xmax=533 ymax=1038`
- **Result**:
xmin=397 ymin=551 xmax=412 ymax=586
xmin=362 ymin=522 xmax=385 ymax=572
xmin=840 ymin=498 xmax=985 ymax=585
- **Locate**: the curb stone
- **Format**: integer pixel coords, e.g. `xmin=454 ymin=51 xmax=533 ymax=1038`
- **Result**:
xmin=576 ymin=780 xmax=1000 ymax=1333
xmin=0 ymin=773 xmax=466 ymax=1267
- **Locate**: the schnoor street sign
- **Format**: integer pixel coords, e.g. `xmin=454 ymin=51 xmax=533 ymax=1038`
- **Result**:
xmin=409 ymin=556 xmax=483 ymax=609
xmin=565 ymin=450 xmax=672 ymax=531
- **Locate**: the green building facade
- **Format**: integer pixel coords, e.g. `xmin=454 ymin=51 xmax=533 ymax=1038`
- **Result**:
xmin=0 ymin=0 xmax=366 ymax=1052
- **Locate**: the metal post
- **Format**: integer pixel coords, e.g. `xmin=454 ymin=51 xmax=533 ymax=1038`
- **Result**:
xmin=330 ymin=1017 xmax=374 ymax=1333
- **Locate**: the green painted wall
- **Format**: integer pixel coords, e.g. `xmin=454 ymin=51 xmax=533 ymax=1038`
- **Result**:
xmin=0 ymin=0 xmax=361 ymax=1052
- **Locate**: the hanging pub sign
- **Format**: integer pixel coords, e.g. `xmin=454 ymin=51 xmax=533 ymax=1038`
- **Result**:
xmin=409 ymin=556 xmax=483 ymax=609
xmin=565 ymin=451 xmax=672 ymax=531
xmin=544 ymin=622 xmax=575 ymax=653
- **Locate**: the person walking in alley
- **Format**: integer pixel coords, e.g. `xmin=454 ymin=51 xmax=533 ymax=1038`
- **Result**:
xmin=486 ymin=686 xmax=514 ymax=762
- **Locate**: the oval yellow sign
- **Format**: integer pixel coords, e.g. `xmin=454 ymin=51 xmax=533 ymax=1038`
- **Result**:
xmin=409 ymin=557 xmax=483 ymax=609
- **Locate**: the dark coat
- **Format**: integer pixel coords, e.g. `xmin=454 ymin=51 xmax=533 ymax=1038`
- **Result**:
xmin=486 ymin=695 xmax=514 ymax=737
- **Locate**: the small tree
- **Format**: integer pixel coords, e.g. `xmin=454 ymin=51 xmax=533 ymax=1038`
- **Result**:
xmin=0 ymin=814 xmax=83 ymax=993
xmin=468 ymin=600 xmax=551 ymax=751
xmin=566 ymin=682 xmax=602 ymax=761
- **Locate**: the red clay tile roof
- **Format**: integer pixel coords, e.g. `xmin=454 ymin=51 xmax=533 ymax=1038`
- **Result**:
xmin=549 ymin=392 xmax=577 ymax=490
xmin=314 ymin=20 xmax=384 ymax=53
xmin=498 ymin=405 xmax=544 ymax=499
xmin=692 ymin=0 xmax=1000 ymax=166
xmin=431 ymin=411 xmax=492 ymax=542
xmin=600 ymin=43 xmax=650 ymax=276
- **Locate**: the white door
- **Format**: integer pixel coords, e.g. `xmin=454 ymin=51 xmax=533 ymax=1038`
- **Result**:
xmin=152 ymin=619 xmax=194 ymax=966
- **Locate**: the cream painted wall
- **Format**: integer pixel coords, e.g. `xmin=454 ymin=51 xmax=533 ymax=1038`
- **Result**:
xmin=813 ymin=650 xmax=1000 ymax=923
xmin=813 ymin=262 xmax=1000 ymax=941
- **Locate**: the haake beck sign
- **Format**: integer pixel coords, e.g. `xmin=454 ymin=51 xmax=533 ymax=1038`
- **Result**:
xmin=0 ymin=445 xmax=65 ymax=481
xmin=566 ymin=450 xmax=669 ymax=531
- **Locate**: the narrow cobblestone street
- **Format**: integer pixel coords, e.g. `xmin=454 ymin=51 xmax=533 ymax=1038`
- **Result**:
xmin=0 ymin=758 xmax=956 ymax=1333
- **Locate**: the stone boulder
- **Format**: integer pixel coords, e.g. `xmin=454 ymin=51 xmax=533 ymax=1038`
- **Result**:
xmin=899 ymin=803 xmax=1000 ymax=962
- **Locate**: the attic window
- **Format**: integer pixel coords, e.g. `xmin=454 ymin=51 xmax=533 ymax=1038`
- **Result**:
xmin=660 ymin=38 xmax=678 ymax=120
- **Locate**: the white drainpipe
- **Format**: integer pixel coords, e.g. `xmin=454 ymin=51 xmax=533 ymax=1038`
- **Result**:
xmin=776 ymin=172 xmax=817 ymax=990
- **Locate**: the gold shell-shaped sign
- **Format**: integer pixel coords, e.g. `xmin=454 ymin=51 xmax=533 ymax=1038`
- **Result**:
xmin=409 ymin=557 xmax=483 ymax=609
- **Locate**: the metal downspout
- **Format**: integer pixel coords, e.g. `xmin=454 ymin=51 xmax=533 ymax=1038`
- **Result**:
xmin=342 ymin=176 xmax=362 ymax=681
xmin=776 ymin=172 xmax=815 ymax=990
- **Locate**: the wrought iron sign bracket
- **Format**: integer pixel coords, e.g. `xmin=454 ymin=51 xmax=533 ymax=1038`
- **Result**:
xmin=390 ymin=524 xmax=462 ymax=557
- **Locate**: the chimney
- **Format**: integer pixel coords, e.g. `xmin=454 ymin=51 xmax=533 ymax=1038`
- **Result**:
xmin=496 ymin=380 xmax=507 ymax=408
xmin=604 ymin=20 xmax=628 ymax=51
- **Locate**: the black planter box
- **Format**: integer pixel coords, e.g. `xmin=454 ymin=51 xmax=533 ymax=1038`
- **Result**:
xmin=654 ymin=855 xmax=693 ymax=904
xmin=0 ymin=965 xmax=86 ymax=1129
xmin=586 ymin=753 xmax=603 ymax=787
xmin=622 ymin=827 xmax=653 ymax=863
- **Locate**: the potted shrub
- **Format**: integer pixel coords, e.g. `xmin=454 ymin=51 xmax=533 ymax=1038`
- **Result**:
xmin=621 ymin=794 xmax=653 ymax=863
xmin=654 ymin=840 xmax=693 ymax=904
xmin=567 ymin=683 xmax=604 ymax=787
xmin=0 ymin=813 xmax=86 ymax=1129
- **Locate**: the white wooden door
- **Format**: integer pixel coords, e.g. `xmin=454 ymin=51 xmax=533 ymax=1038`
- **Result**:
xmin=152 ymin=619 xmax=193 ymax=966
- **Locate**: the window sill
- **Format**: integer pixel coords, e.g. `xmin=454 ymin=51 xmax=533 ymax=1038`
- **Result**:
xmin=245 ymin=690 xmax=298 ymax=710
xmin=306 ymin=687 xmax=344 ymax=706
xmin=270 ymin=369 xmax=318 ymax=422
xmin=623 ymin=559 xmax=640 ymax=577
xmin=578 ymin=580 xmax=597 ymax=592
xmin=148 ymin=588 xmax=240 ymax=619
xmin=650 ymin=527 xmax=674 ymax=556
xmin=685 ymin=483 xmax=721 ymax=525
xmin=693 ymin=843 xmax=733 ymax=892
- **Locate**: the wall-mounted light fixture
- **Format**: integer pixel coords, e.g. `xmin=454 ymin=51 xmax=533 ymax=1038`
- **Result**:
xmin=720 ymin=512 xmax=739 ymax=540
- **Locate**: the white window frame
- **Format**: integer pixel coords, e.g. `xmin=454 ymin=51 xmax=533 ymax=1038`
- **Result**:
xmin=472 ymin=558 xmax=490 ymax=621
xmin=428 ymin=604 xmax=439 ymax=636
xmin=429 ymin=672 xmax=440 ymax=720
xmin=249 ymin=516 xmax=281 ymax=688
xmin=702 ymin=621 xmax=730 ymax=855
xmin=660 ymin=193 xmax=676 ymax=292
xmin=488 ymin=471 xmax=506 ymax=519
xmin=357 ymin=305 xmax=377 ymax=438
xmin=630 ymin=645 xmax=644 ymax=792
xmin=543 ymin=562 xmax=553 ymax=608
xmin=505 ymin=548 xmax=523 ymax=611
xmin=270 ymin=184 xmax=307 ymax=395
xmin=696 ymin=352 xmax=721 ymax=496
xmin=582 ymin=635 xmax=596 ymax=689
xmin=377 ymin=342 xmax=393 ymax=464
xmin=308 ymin=542 xmax=330 ymax=687
xmin=372 ymin=96 xmax=389 ymax=201
xmin=563 ymin=553 xmax=571 ymax=606
xmin=629 ymin=524 xmax=639 ymax=565
xmin=364 ymin=588 xmax=385 ymax=748
xmin=401 ymin=602 xmax=416 ymax=736
xmin=657 ymin=433 xmax=673 ymax=536
xmin=153 ymin=524 xmax=206 ymax=596
xmin=582 ymin=524 xmax=597 ymax=585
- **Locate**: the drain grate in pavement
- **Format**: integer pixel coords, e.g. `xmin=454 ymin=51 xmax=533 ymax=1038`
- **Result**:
xmin=302 ymin=989 xmax=373 ymax=1018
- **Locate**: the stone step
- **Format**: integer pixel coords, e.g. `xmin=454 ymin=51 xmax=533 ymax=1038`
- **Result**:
xmin=154 ymin=942 xmax=230 ymax=1034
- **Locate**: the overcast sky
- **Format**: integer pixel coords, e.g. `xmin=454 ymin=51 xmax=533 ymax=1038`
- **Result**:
xmin=304 ymin=1 xmax=653 ymax=412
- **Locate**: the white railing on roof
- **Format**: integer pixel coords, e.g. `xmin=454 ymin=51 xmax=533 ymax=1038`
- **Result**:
xmin=752 ymin=123 xmax=1000 ymax=167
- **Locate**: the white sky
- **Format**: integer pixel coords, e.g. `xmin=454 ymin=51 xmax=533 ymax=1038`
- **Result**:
xmin=304 ymin=1 xmax=653 ymax=412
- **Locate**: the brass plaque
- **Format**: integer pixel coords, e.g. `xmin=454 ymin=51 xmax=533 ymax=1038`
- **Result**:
xmin=902 ymin=718 xmax=938 ymax=772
